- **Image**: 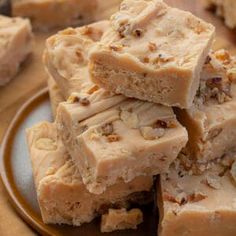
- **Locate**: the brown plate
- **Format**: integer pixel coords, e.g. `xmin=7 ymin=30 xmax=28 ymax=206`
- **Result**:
xmin=0 ymin=88 xmax=157 ymax=236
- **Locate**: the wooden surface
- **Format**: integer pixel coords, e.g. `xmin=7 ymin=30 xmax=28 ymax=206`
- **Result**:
xmin=0 ymin=0 xmax=235 ymax=235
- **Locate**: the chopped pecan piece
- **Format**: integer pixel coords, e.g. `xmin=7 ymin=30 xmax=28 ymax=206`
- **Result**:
xmin=107 ymin=134 xmax=120 ymax=142
xmin=153 ymin=119 xmax=176 ymax=129
xmin=80 ymin=97 xmax=90 ymax=106
xmin=148 ymin=42 xmax=157 ymax=52
xmin=133 ymin=29 xmax=143 ymax=37
xmin=67 ymin=95 xmax=80 ymax=103
xmin=188 ymin=192 xmax=207 ymax=202
xmin=87 ymin=85 xmax=99 ymax=95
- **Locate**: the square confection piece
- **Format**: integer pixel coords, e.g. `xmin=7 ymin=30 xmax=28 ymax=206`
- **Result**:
xmin=101 ymin=208 xmax=143 ymax=233
xmin=45 ymin=21 xmax=127 ymax=120
xmin=45 ymin=21 xmax=113 ymax=99
xmin=0 ymin=15 xmax=33 ymax=86
xmin=46 ymin=22 xmax=188 ymax=194
xmin=47 ymin=76 xmax=64 ymax=118
xmin=12 ymin=0 xmax=98 ymax=31
xmin=89 ymin=0 xmax=215 ymax=109
xmin=26 ymin=122 xmax=153 ymax=226
xmin=57 ymin=96 xmax=188 ymax=194
xmin=176 ymin=50 xmax=236 ymax=168
xmin=205 ymin=0 xmax=236 ymax=29
xmin=158 ymin=156 xmax=236 ymax=236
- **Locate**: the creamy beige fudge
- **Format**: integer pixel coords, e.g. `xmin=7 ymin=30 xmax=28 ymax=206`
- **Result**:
xmin=26 ymin=122 xmax=153 ymax=226
xmin=158 ymin=156 xmax=236 ymax=236
xmin=176 ymin=50 xmax=236 ymax=166
xmin=47 ymin=77 xmax=64 ymax=118
xmin=45 ymin=19 xmax=188 ymax=194
xmin=89 ymin=0 xmax=215 ymax=109
xmin=12 ymin=0 xmax=98 ymax=31
xmin=12 ymin=0 xmax=123 ymax=31
xmin=57 ymin=97 xmax=188 ymax=194
xmin=0 ymin=15 xmax=33 ymax=86
xmin=205 ymin=0 xmax=236 ymax=29
xmin=101 ymin=208 xmax=143 ymax=233
xmin=44 ymin=21 xmax=116 ymax=99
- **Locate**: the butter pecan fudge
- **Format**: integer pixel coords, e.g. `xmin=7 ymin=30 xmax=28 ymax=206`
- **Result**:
xmin=12 ymin=0 xmax=98 ymax=31
xmin=89 ymin=0 xmax=215 ymax=109
xmin=205 ymin=0 xmax=236 ymax=29
xmin=45 ymin=19 xmax=188 ymax=194
xmin=26 ymin=122 xmax=153 ymax=226
xmin=45 ymin=21 xmax=127 ymax=118
xmin=176 ymin=50 xmax=236 ymax=166
xmin=44 ymin=21 xmax=112 ymax=98
xmin=158 ymin=156 xmax=236 ymax=236
xmin=101 ymin=208 xmax=143 ymax=232
xmin=0 ymin=15 xmax=33 ymax=86
xmin=56 ymin=98 xmax=188 ymax=194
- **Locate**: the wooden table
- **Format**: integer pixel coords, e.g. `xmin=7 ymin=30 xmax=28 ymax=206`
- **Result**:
xmin=0 ymin=1 xmax=235 ymax=234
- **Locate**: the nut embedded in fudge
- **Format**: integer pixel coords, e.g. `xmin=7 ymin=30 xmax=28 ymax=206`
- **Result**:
xmin=157 ymin=156 xmax=236 ymax=236
xmin=89 ymin=0 xmax=215 ymax=108
xmin=26 ymin=122 xmax=153 ymax=226
xmin=56 ymin=97 xmax=188 ymax=194
xmin=176 ymin=50 xmax=236 ymax=166
xmin=0 ymin=15 xmax=33 ymax=86
xmin=101 ymin=208 xmax=143 ymax=233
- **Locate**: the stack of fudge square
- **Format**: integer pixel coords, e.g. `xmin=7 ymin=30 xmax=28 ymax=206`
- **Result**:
xmin=26 ymin=0 xmax=236 ymax=234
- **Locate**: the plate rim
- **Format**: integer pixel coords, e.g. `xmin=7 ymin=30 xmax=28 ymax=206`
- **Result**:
xmin=0 ymin=87 xmax=61 ymax=236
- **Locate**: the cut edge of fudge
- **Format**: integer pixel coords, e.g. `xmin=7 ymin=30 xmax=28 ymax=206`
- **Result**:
xmin=26 ymin=121 xmax=153 ymax=226
xmin=56 ymin=98 xmax=188 ymax=194
xmin=157 ymin=155 xmax=236 ymax=236
xmin=89 ymin=0 xmax=215 ymax=108
xmin=0 ymin=15 xmax=33 ymax=86
xmin=100 ymin=208 xmax=143 ymax=233
xmin=175 ymin=49 xmax=236 ymax=167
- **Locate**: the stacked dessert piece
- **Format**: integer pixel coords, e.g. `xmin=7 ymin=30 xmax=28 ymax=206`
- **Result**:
xmin=26 ymin=0 xmax=236 ymax=234
xmin=0 ymin=15 xmax=33 ymax=85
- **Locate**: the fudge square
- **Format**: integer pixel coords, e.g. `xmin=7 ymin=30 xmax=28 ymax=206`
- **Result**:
xmin=205 ymin=0 xmax=236 ymax=29
xmin=56 ymin=96 xmax=188 ymax=194
xmin=26 ymin=122 xmax=153 ymax=226
xmin=158 ymin=157 xmax=236 ymax=236
xmin=0 ymin=15 xmax=33 ymax=86
xmin=89 ymin=0 xmax=215 ymax=109
xmin=176 ymin=49 xmax=236 ymax=165
xmin=12 ymin=0 xmax=98 ymax=31
xmin=44 ymin=21 xmax=111 ymax=99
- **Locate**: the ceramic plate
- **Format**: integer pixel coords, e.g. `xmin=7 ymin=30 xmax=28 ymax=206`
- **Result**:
xmin=0 ymin=88 xmax=157 ymax=236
